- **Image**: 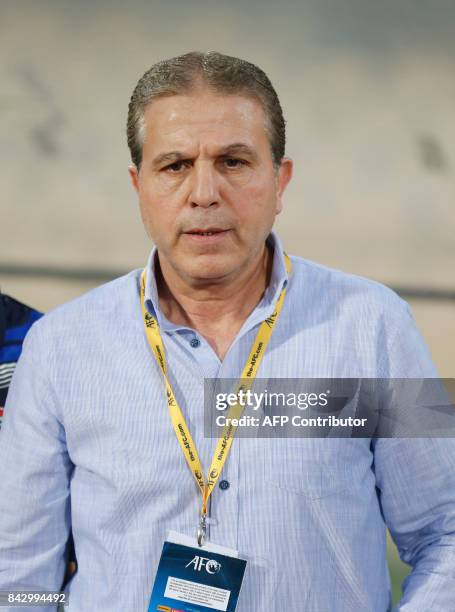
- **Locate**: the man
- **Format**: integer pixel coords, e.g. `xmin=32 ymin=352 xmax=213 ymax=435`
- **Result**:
xmin=0 ymin=51 xmax=454 ymax=611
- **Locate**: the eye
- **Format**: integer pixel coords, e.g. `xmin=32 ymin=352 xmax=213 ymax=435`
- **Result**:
xmin=224 ymin=157 xmax=246 ymax=168
xmin=164 ymin=160 xmax=188 ymax=173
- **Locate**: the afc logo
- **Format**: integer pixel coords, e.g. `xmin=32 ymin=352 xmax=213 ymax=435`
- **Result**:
xmin=185 ymin=555 xmax=222 ymax=574
xmin=144 ymin=313 xmax=156 ymax=328
xmin=166 ymin=390 xmax=176 ymax=407
xmin=194 ymin=470 xmax=203 ymax=484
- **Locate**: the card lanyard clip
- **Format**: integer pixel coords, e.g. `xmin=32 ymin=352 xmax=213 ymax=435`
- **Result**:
xmin=197 ymin=510 xmax=207 ymax=547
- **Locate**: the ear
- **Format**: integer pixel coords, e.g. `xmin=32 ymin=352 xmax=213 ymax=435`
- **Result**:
xmin=128 ymin=164 xmax=140 ymax=194
xmin=275 ymin=157 xmax=293 ymax=215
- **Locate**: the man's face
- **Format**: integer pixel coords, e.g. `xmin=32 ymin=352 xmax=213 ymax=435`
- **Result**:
xmin=129 ymin=87 xmax=292 ymax=285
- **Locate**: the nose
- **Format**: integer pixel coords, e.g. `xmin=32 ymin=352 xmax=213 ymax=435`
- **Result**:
xmin=189 ymin=161 xmax=220 ymax=208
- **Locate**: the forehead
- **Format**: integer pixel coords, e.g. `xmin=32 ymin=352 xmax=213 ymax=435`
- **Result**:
xmin=141 ymin=89 xmax=269 ymax=153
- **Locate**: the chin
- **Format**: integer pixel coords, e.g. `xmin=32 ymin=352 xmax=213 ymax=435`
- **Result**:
xmin=185 ymin=261 xmax=235 ymax=283
xmin=183 ymin=250 xmax=232 ymax=272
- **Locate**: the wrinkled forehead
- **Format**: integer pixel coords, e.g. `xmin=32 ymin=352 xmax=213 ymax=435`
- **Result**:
xmin=139 ymin=89 xmax=270 ymax=153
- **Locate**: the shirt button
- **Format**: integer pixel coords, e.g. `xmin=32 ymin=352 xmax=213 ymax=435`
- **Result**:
xmin=190 ymin=337 xmax=201 ymax=348
xmin=219 ymin=480 xmax=230 ymax=490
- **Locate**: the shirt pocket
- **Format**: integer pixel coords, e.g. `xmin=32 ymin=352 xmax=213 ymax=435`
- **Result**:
xmin=262 ymin=438 xmax=354 ymax=500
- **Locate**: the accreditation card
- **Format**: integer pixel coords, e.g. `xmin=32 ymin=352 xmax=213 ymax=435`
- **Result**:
xmin=148 ymin=532 xmax=247 ymax=612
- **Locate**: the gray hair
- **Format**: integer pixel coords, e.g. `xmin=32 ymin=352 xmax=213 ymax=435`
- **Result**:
xmin=127 ymin=51 xmax=286 ymax=170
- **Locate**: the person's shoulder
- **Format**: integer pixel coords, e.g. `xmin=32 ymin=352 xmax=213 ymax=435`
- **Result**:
xmin=30 ymin=268 xmax=142 ymax=339
xmin=289 ymin=254 xmax=408 ymax=317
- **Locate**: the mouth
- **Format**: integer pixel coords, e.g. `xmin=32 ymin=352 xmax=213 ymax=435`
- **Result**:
xmin=185 ymin=228 xmax=228 ymax=236
xmin=183 ymin=228 xmax=230 ymax=244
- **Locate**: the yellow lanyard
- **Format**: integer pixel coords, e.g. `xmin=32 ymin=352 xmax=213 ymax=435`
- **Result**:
xmin=140 ymin=253 xmax=291 ymax=545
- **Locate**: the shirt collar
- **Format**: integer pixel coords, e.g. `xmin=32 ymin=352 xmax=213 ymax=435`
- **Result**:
xmin=143 ymin=230 xmax=289 ymax=334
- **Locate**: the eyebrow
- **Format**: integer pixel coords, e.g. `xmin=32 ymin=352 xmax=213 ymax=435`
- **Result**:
xmin=218 ymin=143 xmax=259 ymax=160
xmin=151 ymin=142 xmax=259 ymax=168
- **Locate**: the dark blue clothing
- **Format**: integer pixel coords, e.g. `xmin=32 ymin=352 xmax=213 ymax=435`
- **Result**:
xmin=0 ymin=293 xmax=42 ymax=421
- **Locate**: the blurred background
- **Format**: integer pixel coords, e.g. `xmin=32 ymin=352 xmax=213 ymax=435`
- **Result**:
xmin=1 ymin=0 xmax=454 ymax=604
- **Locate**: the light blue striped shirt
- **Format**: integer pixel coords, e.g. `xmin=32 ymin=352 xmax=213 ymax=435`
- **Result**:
xmin=1 ymin=232 xmax=454 ymax=611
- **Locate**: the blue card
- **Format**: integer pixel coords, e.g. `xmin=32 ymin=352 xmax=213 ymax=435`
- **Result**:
xmin=148 ymin=539 xmax=247 ymax=612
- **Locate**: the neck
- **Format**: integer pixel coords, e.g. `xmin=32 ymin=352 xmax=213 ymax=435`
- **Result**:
xmin=156 ymin=244 xmax=273 ymax=359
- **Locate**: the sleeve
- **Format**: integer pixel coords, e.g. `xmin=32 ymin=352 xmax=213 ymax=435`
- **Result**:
xmin=372 ymin=301 xmax=455 ymax=611
xmin=0 ymin=322 xmax=73 ymax=611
